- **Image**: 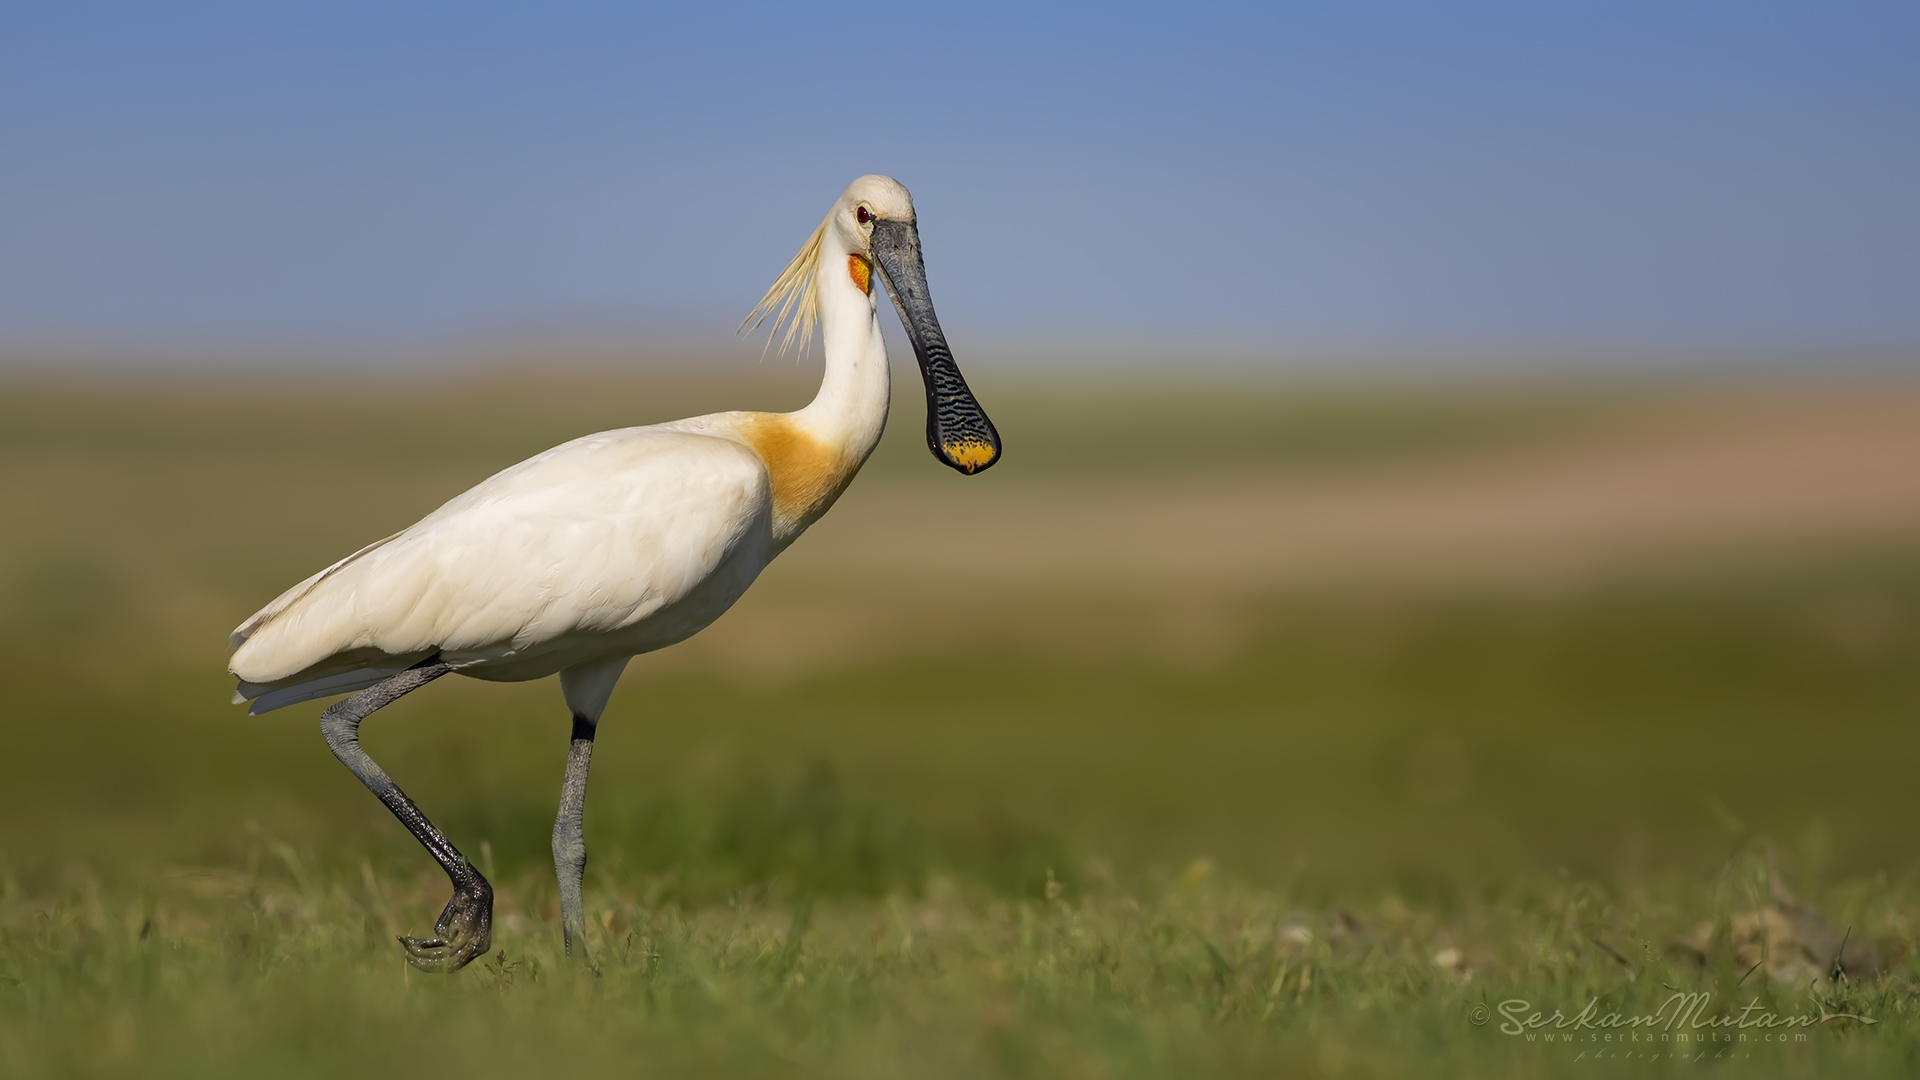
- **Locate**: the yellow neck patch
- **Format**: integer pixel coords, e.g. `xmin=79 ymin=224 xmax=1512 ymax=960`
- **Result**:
xmin=738 ymin=413 xmax=856 ymax=531
xmin=847 ymin=253 xmax=873 ymax=295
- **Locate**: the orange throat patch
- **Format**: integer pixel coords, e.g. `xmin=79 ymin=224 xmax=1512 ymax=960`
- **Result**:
xmin=847 ymin=253 xmax=873 ymax=295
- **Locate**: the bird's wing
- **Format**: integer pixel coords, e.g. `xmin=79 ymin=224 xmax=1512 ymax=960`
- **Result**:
xmin=229 ymin=426 xmax=770 ymax=709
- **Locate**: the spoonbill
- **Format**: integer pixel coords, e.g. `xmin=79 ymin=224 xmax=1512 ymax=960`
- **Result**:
xmin=227 ymin=175 xmax=999 ymax=971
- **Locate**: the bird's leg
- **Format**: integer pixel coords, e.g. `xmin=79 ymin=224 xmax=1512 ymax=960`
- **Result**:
xmin=551 ymin=712 xmax=597 ymax=962
xmin=318 ymin=660 xmax=493 ymax=973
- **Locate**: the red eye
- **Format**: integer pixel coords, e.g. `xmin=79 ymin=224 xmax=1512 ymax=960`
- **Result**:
xmin=856 ymin=206 xmax=871 ymax=224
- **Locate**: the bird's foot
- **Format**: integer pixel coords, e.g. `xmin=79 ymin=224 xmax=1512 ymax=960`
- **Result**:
xmin=400 ymin=873 xmax=493 ymax=972
xmin=562 ymin=919 xmax=594 ymax=966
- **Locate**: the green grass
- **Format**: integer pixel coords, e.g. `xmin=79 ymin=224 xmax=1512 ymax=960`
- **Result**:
xmin=3 ymin=841 xmax=1913 ymax=1077
xmin=2 ymin=371 xmax=1919 ymax=1076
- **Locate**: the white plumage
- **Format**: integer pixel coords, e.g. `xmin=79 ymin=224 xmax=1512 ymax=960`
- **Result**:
xmin=231 ymin=424 xmax=774 ymax=715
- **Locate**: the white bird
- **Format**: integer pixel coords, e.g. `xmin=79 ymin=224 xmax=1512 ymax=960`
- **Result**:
xmin=228 ymin=175 xmax=998 ymax=971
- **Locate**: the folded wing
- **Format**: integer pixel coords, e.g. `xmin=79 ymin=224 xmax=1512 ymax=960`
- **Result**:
xmin=230 ymin=426 xmax=771 ymax=713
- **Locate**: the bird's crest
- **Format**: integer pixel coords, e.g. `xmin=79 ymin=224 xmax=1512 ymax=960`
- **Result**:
xmin=739 ymin=211 xmax=830 ymax=360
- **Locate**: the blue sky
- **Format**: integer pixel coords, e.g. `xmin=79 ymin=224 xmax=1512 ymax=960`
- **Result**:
xmin=2 ymin=2 xmax=1915 ymax=362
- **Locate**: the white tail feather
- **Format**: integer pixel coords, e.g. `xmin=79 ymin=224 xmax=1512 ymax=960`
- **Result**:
xmin=240 ymin=665 xmax=416 ymax=715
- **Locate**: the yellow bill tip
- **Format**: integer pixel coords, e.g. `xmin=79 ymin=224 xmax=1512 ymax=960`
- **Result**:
xmin=942 ymin=440 xmax=999 ymax=474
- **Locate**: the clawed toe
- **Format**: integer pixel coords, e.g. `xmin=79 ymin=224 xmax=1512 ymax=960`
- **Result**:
xmin=400 ymin=876 xmax=493 ymax=972
xmin=399 ymin=932 xmax=484 ymax=972
xmin=400 ymin=924 xmax=489 ymax=972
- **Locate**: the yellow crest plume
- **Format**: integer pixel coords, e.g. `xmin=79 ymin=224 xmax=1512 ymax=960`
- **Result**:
xmin=739 ymin=211 xmax=830 ymax=359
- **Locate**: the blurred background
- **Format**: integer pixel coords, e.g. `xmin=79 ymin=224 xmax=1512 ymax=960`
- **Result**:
xmin=1 ymin=1 xmax=1917 ymax=904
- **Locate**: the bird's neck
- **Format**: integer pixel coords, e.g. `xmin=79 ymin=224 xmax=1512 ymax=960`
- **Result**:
xmin=793 ymin=234 xmax=891 ymax=460
xmin=748 ymin=233 xmax=890 ymax=546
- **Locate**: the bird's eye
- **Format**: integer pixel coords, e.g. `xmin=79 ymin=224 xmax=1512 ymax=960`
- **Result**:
xmin=856 ymin=206 xmax=871 ymax=225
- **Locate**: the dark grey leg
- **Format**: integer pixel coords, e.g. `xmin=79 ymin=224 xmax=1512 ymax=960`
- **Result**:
xmin=551 ymin=713 xmax=596 ymax=960
xmin=318 ymin=660 xmax=492 ymax=973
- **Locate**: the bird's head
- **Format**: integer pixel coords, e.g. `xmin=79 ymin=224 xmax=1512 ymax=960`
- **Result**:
xmin=745 ymin=175 xmax=1000 ymax=475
